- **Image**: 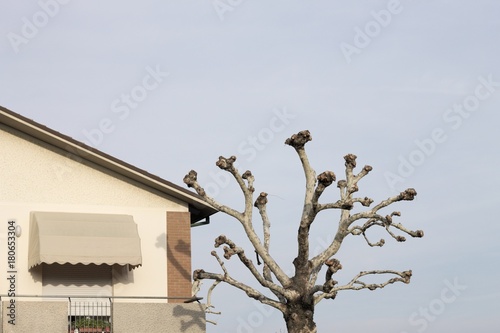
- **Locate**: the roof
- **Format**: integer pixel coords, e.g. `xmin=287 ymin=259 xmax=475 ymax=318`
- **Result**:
xmin=0 ymin=105 xmax=218 ymax=223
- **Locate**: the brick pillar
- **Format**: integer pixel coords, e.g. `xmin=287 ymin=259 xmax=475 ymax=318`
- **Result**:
xmin=166 ymin=211 xmax=192 ymax=303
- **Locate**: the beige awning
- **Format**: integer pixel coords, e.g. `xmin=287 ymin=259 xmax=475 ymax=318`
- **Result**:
xmin=29 ymin=212 xmax=142 ymax=269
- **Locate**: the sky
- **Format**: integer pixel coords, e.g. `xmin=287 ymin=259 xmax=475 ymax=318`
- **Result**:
xmin=1 ymin=1 xmax=500 ymax=332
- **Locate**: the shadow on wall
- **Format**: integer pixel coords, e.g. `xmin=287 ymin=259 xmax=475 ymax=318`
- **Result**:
xmin=157 ymin=232 xmax=191 ymax=281
xmin=111 ymin=302 xmax=206 ymax=333
xmin=173 ymin=303 xmax=206 ymax=332
xmin=169 ymin=239 xmax=191 ymax=281
xmin=156 ymin=232 xmax=167 ymax=250
xmin=29 ymin=264 xmax=43 ymax=284
xmin=31 ymin=263 xmax=135 ymax=288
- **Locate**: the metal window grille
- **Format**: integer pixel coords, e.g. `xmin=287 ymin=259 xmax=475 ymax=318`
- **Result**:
xmin=68 ymin=299 xmax=112 ymax=333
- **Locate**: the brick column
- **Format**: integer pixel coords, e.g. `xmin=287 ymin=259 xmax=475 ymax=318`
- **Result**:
xmin=166 ymin=211 xmax=192 ymax=303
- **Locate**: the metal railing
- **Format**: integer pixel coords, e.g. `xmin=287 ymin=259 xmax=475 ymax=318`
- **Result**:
xmin=69 ymin=299 xmax=112 ymax=333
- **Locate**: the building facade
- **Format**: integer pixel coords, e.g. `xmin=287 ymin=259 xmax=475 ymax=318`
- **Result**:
xmin=0 ymin=106 xmax=217 ymax=333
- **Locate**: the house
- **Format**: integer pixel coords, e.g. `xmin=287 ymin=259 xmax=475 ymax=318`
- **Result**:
xmin=0 ymin=105 xmax=217 ymax=333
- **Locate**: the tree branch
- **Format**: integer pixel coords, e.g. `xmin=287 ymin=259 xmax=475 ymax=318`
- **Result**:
xmin=310 ymin=158 xmax=421 ymax=272
xmin=348 ymin=189 xmax=418 ymax=224
xmin=348 ymin=209 xmax=424 ymax=247
xmin=285 ymin=130 xmax=317 ymax=279
xmin=205 ymin=280 xmax=222 ymax=325
xmin=313 ymin=171 xmax=337 ymax=205
xmin=184 ymin=170 xmax=244 ymax=221
xmin=215 ymin=156 xmax=255 ymax=214
xmin=254 ymin=192 xmax=287 ymax=303
xmin=285 ymin=130 xmax=316 ymax=229
xmin=314 ymin=269 xmax=412 ymax=305
xmin=212 ymin=235 xmax=287 ymax=296
xmin=193 ymin=267 xmax=286 ymax=312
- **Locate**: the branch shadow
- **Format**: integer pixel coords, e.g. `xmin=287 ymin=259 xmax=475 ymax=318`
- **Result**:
xmin=155 ymin=232 xmax=167 ymax=250
xmin=156 ymin=232 xmax=191 ymax=284
xmin=173 ymin=303 xmax=206 ymax=332
xmin=169 ymin=239 xmax=192 ymax=281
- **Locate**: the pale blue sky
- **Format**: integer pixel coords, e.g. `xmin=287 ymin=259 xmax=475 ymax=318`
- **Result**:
xmin=1 ymin=1 xmax=499 ymax=332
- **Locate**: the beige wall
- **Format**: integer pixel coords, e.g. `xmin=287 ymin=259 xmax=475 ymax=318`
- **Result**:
xmin=1 ymin=300 xmax=205 ymax=333
xmin=1 ymin=300 xmax=68 ymax=333
xmin=113 ymin=302 xmax=205 ymax=333
xmin=0 ymin=124 xmax=184 ymax=208
xmin=0 ymin=124 xmax=190 ymax=299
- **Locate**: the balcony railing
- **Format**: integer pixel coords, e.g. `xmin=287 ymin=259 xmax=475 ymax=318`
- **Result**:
xmin=69 ymin=299 xmax=112 ymax=333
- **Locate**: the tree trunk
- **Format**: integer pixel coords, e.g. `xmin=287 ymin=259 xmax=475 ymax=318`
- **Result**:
xmin=284 ymin=301 xmax=317 ymax=333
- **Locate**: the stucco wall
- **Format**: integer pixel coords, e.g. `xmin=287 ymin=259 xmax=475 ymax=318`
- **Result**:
xmin=113 ymin=302 xmax=206 ymax=333
xmin=1 ymin=300 xmax=67 ymax=333
xmin=1 ymin=301 xmax=205 ymax=333
xmin=0 ymin=123 xmax=185 ymax=209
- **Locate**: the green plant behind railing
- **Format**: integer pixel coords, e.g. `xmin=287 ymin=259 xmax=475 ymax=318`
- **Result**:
xmin=73 ymin=317 xmax=110 ymax=328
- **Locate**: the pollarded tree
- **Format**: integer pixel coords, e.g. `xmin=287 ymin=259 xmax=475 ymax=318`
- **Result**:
xmin=184 ymin=130 xmax=423 ymax=333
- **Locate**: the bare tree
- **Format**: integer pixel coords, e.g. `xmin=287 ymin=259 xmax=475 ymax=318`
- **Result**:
xmin=184 ymin=130 xmax=423 ymax=333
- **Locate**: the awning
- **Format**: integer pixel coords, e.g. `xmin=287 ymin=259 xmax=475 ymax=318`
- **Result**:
xmin=28 ymin=212 xmax=142 ymax=269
